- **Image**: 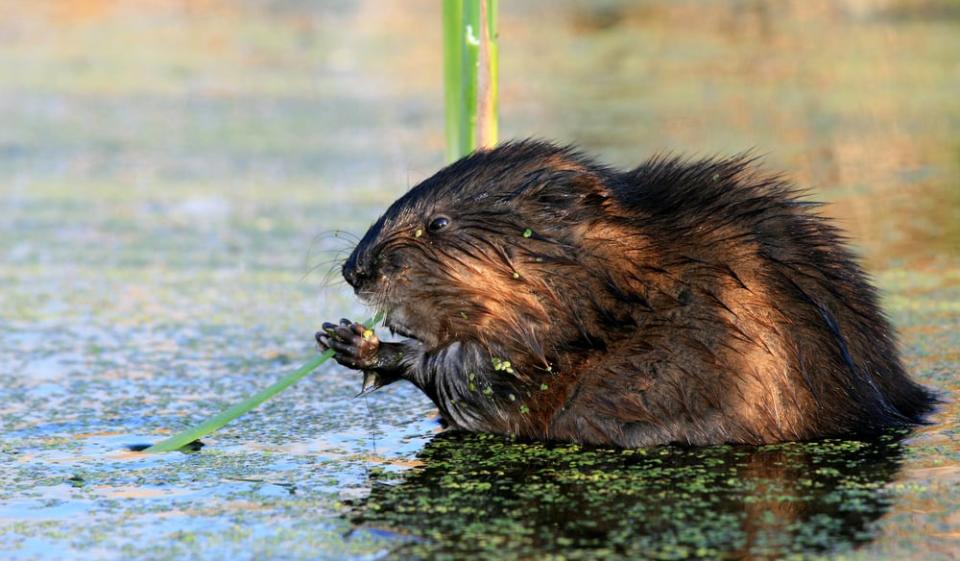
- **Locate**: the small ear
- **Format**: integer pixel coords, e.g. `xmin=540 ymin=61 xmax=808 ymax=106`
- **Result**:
xmin=525 ymin=171 xmax=610 ymax=210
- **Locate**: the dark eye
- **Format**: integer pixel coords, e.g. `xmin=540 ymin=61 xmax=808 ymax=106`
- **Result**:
xmin=428 ymin=216 xmax=450 ymax=233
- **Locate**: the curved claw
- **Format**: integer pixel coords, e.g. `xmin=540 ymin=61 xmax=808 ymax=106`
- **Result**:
xmin=356 ymin=371 xmax=383 ymax=397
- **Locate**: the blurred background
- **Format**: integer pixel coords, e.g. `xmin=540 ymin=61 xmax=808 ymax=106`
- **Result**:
xmin=1 ymin=1 xmax=958 ymax=560
xmin=2 ymin=1 xmax=957 ymax=277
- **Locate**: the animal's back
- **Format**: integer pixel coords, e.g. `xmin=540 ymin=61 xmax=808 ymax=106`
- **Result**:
xmin=555 ymin=155 xmax=935 ymax=445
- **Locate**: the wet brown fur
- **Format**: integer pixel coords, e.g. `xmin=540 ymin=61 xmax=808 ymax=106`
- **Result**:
xmin=330 ymin=140 xmax=935 ymax=447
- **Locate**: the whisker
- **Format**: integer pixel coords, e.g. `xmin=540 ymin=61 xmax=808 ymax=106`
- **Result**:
xmin=312 ymin=229 xmax=361 ymax=243
xmin=302 ymin=249 xmax=352 ymax=282
xmin=320 ymin=267 xmax=348 ymax=289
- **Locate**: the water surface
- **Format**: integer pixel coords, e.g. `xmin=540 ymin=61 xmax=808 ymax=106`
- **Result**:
xmin=1 ymin=1 xmax=957 ymax=559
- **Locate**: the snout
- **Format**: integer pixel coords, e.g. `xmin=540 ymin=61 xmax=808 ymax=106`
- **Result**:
xmin=342 ymin=252 xmax=371 ymax=292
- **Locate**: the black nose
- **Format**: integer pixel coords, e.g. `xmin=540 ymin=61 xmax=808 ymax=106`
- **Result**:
xmin=342 ymin=254 xmax=369 ymax=290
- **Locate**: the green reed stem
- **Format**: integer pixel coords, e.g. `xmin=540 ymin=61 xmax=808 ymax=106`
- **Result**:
xmin=144 ymin=312 xmax=384 ymax=453
xmin=443 ymin=0 xmax=498 ymax=162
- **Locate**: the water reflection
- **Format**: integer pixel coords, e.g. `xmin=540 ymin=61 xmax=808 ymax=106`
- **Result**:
xmin=352 ymin=431 xmax=908 ymax=559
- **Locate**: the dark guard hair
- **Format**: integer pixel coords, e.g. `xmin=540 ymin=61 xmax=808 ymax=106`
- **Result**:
xmin=323 ymin=140 xmax=935 ymax=447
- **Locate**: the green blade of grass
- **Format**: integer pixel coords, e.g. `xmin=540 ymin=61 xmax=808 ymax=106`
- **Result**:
xmin=143 ymin=312 xmax=384 ymax=453
xmin=443 ymin=0 xmax=468 ymax=162
xmin=443 ymin=0 xmax=498 ymax=163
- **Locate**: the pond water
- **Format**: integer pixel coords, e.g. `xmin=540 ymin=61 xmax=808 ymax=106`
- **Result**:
xmin=0 ymin=1 xmax=957 ymax=559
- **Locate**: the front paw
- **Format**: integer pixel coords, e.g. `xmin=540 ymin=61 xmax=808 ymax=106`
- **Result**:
xmin=316 ymin=318 xmax=380 ymax=370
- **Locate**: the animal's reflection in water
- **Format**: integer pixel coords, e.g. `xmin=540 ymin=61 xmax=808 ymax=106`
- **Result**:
xmin=350 ymin=431 xmax=907 ymax=559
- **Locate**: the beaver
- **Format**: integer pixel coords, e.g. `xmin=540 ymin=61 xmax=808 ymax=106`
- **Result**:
xmin=317 ymin=140 xmax=935 ymax=447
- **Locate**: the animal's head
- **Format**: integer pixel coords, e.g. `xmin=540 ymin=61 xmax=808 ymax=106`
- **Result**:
xmin=343 ymin=141 xmax=626 ymax=358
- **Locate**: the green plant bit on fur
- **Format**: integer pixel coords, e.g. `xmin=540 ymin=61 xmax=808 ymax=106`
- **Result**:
xmin=492 ymin=357 xmax=514 ymax=374
xmin=143 ymin=312 xmax=385 ymax=453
